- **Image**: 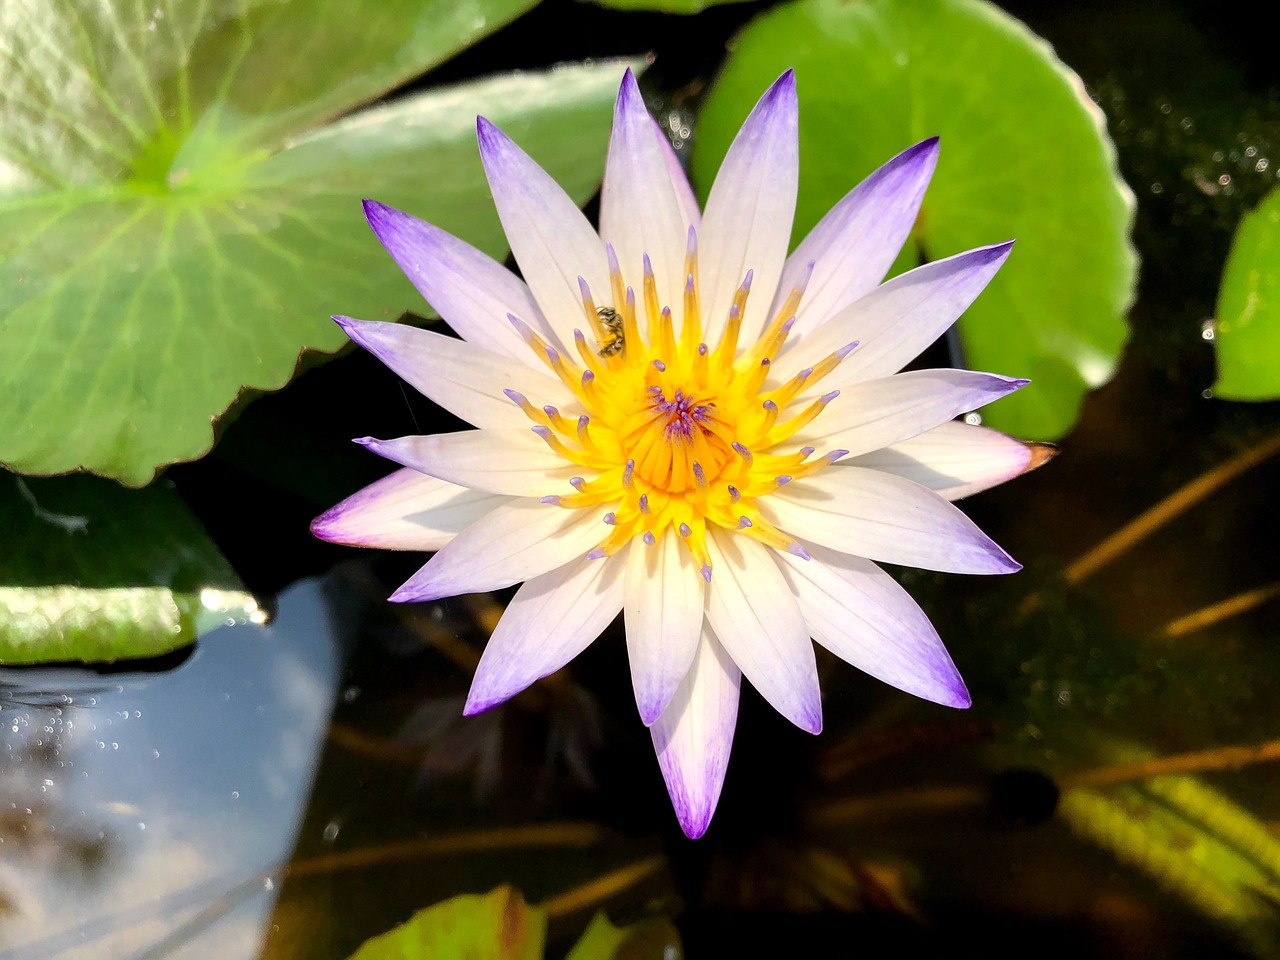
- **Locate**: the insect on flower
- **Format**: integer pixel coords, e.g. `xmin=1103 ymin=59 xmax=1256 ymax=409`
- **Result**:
xmin=595 ymin=305 xmax=626 ymax=358
xmin=312 ymin=68 xmax=1053 ymax=838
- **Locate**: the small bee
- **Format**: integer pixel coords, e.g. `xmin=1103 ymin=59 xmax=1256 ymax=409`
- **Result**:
xmin=596 ymin=306 xmax=625 ymax=358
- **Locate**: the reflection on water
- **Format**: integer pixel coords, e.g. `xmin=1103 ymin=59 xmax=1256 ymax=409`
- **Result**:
xmin=0 ymin=580 xmax=340 ymax=960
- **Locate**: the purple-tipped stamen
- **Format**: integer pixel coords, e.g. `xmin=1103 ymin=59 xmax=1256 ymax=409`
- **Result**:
xmin=531 ymin=425 xmax=553 ymax=440
xmin=622 ymin=459 xmax=635 ymax=487
xmin=776 ymin=475 xmax=793 ymax=486
xmin=503 ymin=388 xmax=526 ymax=406
xmin=652 ymin=359 xmax=667 ymax=372
xmin=701 ymin=564 xmax=713 ymax=583
xmin=827 ymin=449 xmax=850 ymax=463
xmin=586 ymin=547 xmax=607 ymax=560
xmin=582 ymin=370 xmax=595 ymax=385
xmin=732 ymin=442 xmax=753 ymax=465
xmin=799 ymin=446 xmax=815 ymax=458
xmin=540 ymin=495 xmax=561 ymax=505
xmin=727 ymin=485 xmax=741 ymax=502
xmin=643 ymin=531 xmax=656 ymax=546
xmin=692 ymin=462 xmax=707 ymax=488
xmin=603 ymin=512 xmax=617 ymax=525
xmin=570 ymin=477 xmax=585 ymax=491
xmin=678 ymin=522 xmax=692 ymax=538
xmin=639 ymin=493 xmax=650 ymax=514
xmin=835 ymin=340 xmax=860 ymax=360
xmin=698 ymin=342 xmax=708 ymax=356
xmin=737 ymin=516 xmax=753 ymax=529
xmin=820 ymin=389 xmax=840 ymax=405
xmin=787 ymin=542 xmax=811 ymax=560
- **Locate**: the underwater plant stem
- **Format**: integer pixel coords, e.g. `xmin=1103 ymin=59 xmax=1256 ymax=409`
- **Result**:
xmin=1160 ymin=580 xmax=1280 ymax=638
xmin=1063 ymin=432 xmax=1280 ymax=586
xmin=1061 ymin=738 xmax=1280 ymax=789
xmin=540 ymin=854 xmax=667 ymax=918
xmin=285 ymin=823 xmax=609 ymax=878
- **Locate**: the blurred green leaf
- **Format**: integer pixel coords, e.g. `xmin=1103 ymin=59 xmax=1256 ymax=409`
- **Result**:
xmin=0 ymin=471 xmax=254 ymax=663
xmin=344 ymin=886 xmax=546 ymax=960
xmin=0 ymin=0 xmax=628 ymax=485
xmin=577 ymin=0 xmax=752 ymax=14
xmin=1214 ymin=187 xmax=1280 ymax=399
xmin=693 ymin=0 xmax=1137 ymax=440
xmin=566 ymin=912 xmax=684 ymax=960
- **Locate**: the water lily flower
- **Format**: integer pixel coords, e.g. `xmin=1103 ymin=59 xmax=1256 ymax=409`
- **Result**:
xmin=313 ymin=68 xmax=1050 ymax=838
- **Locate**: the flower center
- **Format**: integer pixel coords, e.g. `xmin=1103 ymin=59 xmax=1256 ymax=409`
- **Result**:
xmin=503 ymin=228 xmax=856 ymax=580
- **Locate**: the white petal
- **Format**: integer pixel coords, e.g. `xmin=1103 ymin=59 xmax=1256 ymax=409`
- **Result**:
xmin=390 ymin=500 xmax=608 ymax=602
xmin=700 ymin=71 xmax=799 ymax=347
xmin=704 ymin=528 xmax=821 ymax=734
xmin=311 ymin=468 xmax=509 ymax=552
xmin=600 ymin=71 xmax=694 ymax=322
xmin=476 ymin=118 xmax=610 ymax=353
xmin=654 ymin=119 xmax=702 ymax=234
xmin=624 ymin=529 xmax=705 ymax=725
xmin=775 ymin=138 xmax=939 ymax=338
xmin=793 ymin=369 xmax=1028 ymax=455
xmin=357 ymin=430 xmax=578 ymax=497
xmin=464 ymin=551 xmax=625 ymax=714
xmin=778 ymin=544 xmax=970 ymax=707
xmin=362 ymin=200 xmax=553 ymax=361
xmin=760 ymin=467 xmax=1020 ymax=575
xmin=781 ymin=243 xmax=1014 ymax=382
xmin=848 ymin=420 xmax=1052 ymax=500
xmin=651 ymin=624 xmax=740 ymax=839
xmin=334 ymin=317 xmax=569 ymax=430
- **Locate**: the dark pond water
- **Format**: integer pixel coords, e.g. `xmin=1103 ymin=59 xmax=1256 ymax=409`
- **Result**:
xmin=4 ymin=0 xmax=1280 ymax=957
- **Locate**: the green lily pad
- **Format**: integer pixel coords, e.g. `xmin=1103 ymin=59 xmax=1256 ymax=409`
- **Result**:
xmin=692 ymin=0 xmax=1137 ymax=440
xmin=578 ymin=0 xmax=752 ymax=14
xmin=0 ymin=471 xmax=255 ymax=663
xmin=0 ymin=0 xmax=628 ymax=486
xmin=345 ymin=886 xmax=545 ymax=960
xmin=1213 ymin=186 xmax=1280 ymax=399
xmin=566 ymin=912 xmax=684 ymax=960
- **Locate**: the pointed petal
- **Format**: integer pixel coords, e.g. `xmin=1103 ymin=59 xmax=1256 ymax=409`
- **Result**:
xmin=654 ymin=118 xmax=701 ymax=233
xmin=334 ymin=317 xmax=567 ymax=430
xmin=776 ymin=138 xmax=939 ymax=337
xmin=794 ymin=369 xmax=1029 ymax=455
xmin=476 ymin=117 xmax=610 ymax=353
xmin=600 ymin=70 xmax=694 ymax=320
xmin=651 ymin=624 xmax=740 ymax=839
xmin=782 ymin=243 xmax=1014 ymax=382
xmin=704 ymin=528 xmax=821 ymax=734
xmin=311 ymin=468 xmax=509 ymax=552
xmin=464 ymin=551 xmax=625 ymax=714
xmin=760 ymin=467 xmax=1021 ymax=575
xmin=357 ymin=430 xmax=578 ymax=497
xmin=389 ymin=500 xmax=608 ymax=602
xmin=624 ymin=529 xmax=705 ymax=725
xmin=700 ymin=70 xmax=799 ymax=347
xmin=848 ymin=420 xmax=1056 ymax=500
xmin=779 ymin=544 xmax=969 ymax=707
xmin=361 ymin=200 xmax=553 ymax=361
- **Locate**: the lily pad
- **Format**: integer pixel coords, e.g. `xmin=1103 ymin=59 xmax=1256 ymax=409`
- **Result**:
xmin=692 ymin=0 xmax=1137 ymax=439
xmin=0 ymin=471 xmax=256 ymax=663
xmin=1213 ymin=186 xmax=1280 ymax=399
xmin=345 ymin=886 xmax=545 ymax=960
xmin=578 ymin=0 xmax=752 ymax=14
xmin=0 ymin=0 xmax=628 ymax=485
